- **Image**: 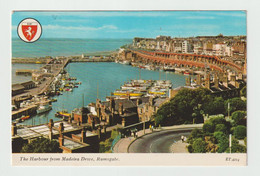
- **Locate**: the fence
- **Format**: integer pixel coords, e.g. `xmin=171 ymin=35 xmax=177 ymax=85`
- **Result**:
xmin=111 ymin=134 xmax=121 ymax=153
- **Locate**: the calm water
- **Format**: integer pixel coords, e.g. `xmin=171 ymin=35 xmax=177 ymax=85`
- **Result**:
xmin=12 ymin=63 xmax=44 ymax=84
xmin=12 ymin=38 xmax=132 ymax=58
xmin=15 ymin=62 xmax=187 ymax=125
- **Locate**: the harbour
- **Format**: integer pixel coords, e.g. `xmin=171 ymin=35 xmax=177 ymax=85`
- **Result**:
xmin=12 ymin=62 xmax=187 ymax=126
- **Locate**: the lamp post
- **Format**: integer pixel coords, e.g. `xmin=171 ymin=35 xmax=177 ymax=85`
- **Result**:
xmin=229 ymin=134 xmax=232 ymax=153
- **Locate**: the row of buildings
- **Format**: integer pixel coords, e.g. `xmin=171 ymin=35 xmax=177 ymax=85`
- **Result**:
xmin=132 ymin=34 xmax=246 ymax=57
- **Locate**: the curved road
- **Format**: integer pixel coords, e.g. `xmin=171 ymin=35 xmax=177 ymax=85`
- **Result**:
xmin=128 ymin=129 xmax=193 ymax=153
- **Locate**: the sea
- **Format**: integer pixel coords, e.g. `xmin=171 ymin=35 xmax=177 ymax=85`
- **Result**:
xmin=12 ymin=38 xmax=132 ymax=58
xmin=12 ymin=38 xmax=187 ymax=126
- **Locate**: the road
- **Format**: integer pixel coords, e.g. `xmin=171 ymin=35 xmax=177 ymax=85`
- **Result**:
xmin=128 ymin=128 xmax=193 ymax=153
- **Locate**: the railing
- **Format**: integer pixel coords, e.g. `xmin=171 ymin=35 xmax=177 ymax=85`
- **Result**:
xmin=111 ymin=134 xmax=121 ymax=153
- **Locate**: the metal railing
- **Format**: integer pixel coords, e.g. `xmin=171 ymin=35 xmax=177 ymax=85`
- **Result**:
xmin=111 ymin=134 xmax=121 ymax=153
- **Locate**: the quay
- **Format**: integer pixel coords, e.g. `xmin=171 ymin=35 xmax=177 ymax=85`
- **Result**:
xmin=13 ymin=57 xmax=70 ymax=99
xmin=15 ymin=69 xmax=37 ymax=75
xmin=12 ymin=99 xmax=52 ymax=120
xmin=12 ymin=58 xmax=70 ymax=119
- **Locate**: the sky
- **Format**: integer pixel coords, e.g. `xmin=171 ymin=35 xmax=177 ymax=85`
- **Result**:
xmin=12 ymin=11 xmax=246 ymax=39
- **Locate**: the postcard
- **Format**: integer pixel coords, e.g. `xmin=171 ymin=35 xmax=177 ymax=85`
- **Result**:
xmin=11 ymin=10 xmax=247 ymax=166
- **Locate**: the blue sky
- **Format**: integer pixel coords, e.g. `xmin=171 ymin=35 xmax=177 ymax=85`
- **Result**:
xmin=12 ymin=11 xmax=246 ymax=39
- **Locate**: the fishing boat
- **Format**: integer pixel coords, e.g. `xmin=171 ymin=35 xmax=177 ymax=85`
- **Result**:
xmin=37 ymin=104 xmax=52 ymax=114
xmin=55 ymin=110 xmax=71 ymax=119
xmin=113 ymin=90 xmax=144 ymax=97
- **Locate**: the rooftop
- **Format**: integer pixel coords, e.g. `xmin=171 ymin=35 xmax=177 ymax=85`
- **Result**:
xmin=15 ymin=121 xmax=81 ymax=140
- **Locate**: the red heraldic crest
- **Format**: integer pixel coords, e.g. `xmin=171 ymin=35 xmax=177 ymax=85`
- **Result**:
xmin=21 ymin=25 xmax=38 ymax=41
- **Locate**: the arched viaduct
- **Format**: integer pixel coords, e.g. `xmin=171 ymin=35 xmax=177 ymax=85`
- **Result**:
xmin=128 ymin=49 xmax=243 ymax=73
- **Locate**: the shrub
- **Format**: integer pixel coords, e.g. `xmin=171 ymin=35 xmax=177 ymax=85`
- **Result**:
xmin=215 ymin=124 xmax=227 ymax=134
xmin=213 ymin=131 xmax=229 ymax=153
xmin=209 ymin=116 xmax=226 ymax=127
xmin=192 ymin=138 xmax=206 ymax=153
xmin=233 ymin=125 xmax=247 ymax=139
xmin=203 ymin=122 xmax=215 ymax=134
xmin=231 ymin=111 xmax=247 ymax=126
xmin=21 ymin=137 xmax=62 ymax=153
xmin=225 ymin=138 xmax=247 ymax=153
xmin=187 ymin=144 xmax=193 ymax=153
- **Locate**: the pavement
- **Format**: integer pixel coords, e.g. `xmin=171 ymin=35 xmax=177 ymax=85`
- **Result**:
xmin=170 ymin=140 xmax=189 ymax=153
xmin=112 ymin=123 xmax=202 ymax=153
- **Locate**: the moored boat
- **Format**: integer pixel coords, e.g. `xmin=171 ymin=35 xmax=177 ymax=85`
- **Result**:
xmin=20 ymin=115 xmax=30 ymax=121
xmin=37 ymin=104 xmax=52 ymax=114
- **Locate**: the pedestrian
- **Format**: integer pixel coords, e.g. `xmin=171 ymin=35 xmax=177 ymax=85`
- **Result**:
xmin=181 ymin=135 xmax=184 ymax=142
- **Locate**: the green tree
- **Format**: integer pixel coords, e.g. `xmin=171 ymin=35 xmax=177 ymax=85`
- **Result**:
xmin=192 ymin=138 xmax=206 ymax=153
xmin=213 ymin=132 xmax=229 ymax=153
xmin=154 ymin=101 xmax=178 ymax=126
xmin=204 ymin=97 xmax=225 ymax=115
xmin=99 ymin=129 xmax=120 ymax=153
xmin=231 ymin=111 xmax=247 ymax=126
xmin=224 ymin=98 xmax=246 ymax=115
xmin=233 ymin=125 xmax=247 ymax=139
xmin=190 ymin=128 xmax=204 ymax=139
xmin=209 ymin=115 xmax=226 ymax=127
xmin=203 ymin=122 xmax=215 ymax=134
xmin=21 ymin=137 xmax=62 ymax=153
xmin=240 ymin=86 xmax=246 ymax=97
xmin=154 ymin=87 xmax=212 ymax=126
xmin=225 ymin=138 xmax=246 ymax=153
xmin=187 ymin=128 xmax=204 ymax=144
xmin=215 ymin=124 xmax=228 ymax=134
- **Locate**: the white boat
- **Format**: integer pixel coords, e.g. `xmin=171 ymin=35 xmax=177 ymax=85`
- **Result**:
xmin=122 ymin=60 xmax=130 ymax=65
xmin=37 ymin=104 xmax=52 ymax=114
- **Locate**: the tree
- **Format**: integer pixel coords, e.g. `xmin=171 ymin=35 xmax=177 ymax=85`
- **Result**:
xmin=240 ymin=86 xmax=246 ymax=97
xmin=154 ymin=87 xmax=212 ymax=126
xmin=187 ymin=128 xmax=204 ymax=144
xmin=231 ymin=111 xmax=247 ymax=126
xmin=233 ymin=125 xmax=247 ymax=139
xmin=21 ymin=137 xmax=62 ymax=153
xmin=203 ymin=122 xmax=215 ymax=134
xmin=215 ymin=124 xmax=228 ymax=134
xmin=224 ymin=98 xmax=246 ymax=115
xmin=213 ymin=132 xmax=229 ymax=153
xmin=225 ymin=138 xmax=247 ymax=153
xmin=204 ymin=97 xmax=225 ymax=115
xmin=192 ymin=138 xmax=206 ymax=153
xmin=209 ymin=115 xmax=226 ymax=127
xmin=154 ymin=101 xmax=178 ymax=126
xmin=190 ymin=128 xmax=204 ymax=139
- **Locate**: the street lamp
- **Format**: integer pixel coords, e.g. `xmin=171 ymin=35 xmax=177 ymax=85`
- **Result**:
xmin=229 ymin=134 xmax=232 ymax=153
xmin=228 ymin=102 xmax=230 ymax=120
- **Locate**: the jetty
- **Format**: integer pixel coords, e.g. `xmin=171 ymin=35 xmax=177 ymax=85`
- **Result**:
xmin=12 ymin=58 xmax=70 ymax=119
xmin=16 ymin=69 xmax=37 ymax=75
